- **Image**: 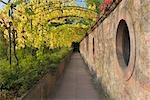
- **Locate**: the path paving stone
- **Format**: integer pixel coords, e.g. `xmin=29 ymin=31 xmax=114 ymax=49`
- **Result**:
xmin=49 ymin=53 xmax=101 ymax=100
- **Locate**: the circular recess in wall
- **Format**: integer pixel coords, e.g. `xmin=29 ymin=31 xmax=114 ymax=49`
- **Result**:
xmin=116 ymin=19 xmax=136 ymax=81
xmin=116 ymin=18 xmax=136 ymax=81
xmin=116 ymin=19 xmax=130 ymax=69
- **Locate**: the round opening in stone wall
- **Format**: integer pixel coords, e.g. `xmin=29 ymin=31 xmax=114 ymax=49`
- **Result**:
xmin=116 ymin=20 xmax=130 ymax=68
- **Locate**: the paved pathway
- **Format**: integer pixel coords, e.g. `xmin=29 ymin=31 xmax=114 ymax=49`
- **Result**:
xmin=49 ymin=53 xmax=101 ymax=100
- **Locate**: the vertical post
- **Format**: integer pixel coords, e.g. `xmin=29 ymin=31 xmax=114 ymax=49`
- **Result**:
xmin=29 ymin=6 xmax=35 ymax=56
xmin=42 ymin=24 xmax=44 ymax=53
xmin=8 ymin=21 xmax=12 ymax=65
xmin=12 ymin=29 xmax=19 ymax=66
xmin=8 ymin=3 xmax=17 ymax=66
xmin=30 ymin=18 xmax=35 ymax=56
xmin=8 ymin=3 xmax=14 ymax=65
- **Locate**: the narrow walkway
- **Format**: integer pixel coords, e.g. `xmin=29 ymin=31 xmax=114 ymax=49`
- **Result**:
xmin=50 ymin=53 xmax=101 ymax=100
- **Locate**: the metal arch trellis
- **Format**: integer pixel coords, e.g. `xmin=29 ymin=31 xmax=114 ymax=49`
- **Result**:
xmin=0 ymin=0 xmax=97 ymax=65
xmin=0 ymin=0 xmax=97 ymax=20
xmin=0 ymin=0 xmax=97 ymax=36
xmin=0 ymin=0 xmax=97 ymax=31
xmin=0 ymin=0 xmax=94 ymax=37
xmin=31 ymin=4 xmax=97 ymax=14
xmin=34 ymin=5 xmax=97 ymax=16
xmin=0 ymin=0 xmax=96 ymax=29
xmin=0 ymin=1 xmax=96 ymax=35
xmin=0 ymin=0 xmax=97 ymax=13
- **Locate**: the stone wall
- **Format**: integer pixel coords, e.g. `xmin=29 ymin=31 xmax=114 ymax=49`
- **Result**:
xmin=80 ymin=0 xmax=150 ymax=99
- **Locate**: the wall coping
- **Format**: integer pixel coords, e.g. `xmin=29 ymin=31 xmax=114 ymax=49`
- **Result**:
xmin=80 ymin=0 xmax=122 ymax=42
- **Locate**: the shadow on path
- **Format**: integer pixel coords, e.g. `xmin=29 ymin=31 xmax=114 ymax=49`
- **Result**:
xmin=48 ymin=52 xmax=108 ymax=100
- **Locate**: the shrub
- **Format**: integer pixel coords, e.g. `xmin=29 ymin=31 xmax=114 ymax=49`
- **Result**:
xmin=0 ymin=47 xmax=72 ymax=99
xmin=49 ymin=63 xmax=58 ymax=73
